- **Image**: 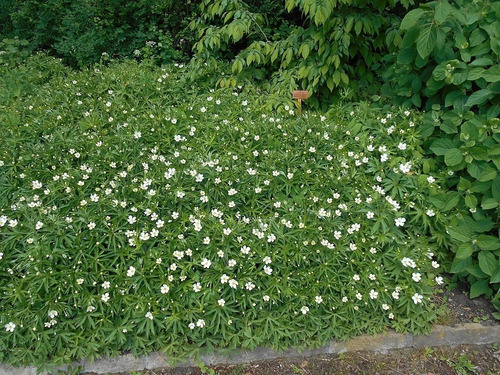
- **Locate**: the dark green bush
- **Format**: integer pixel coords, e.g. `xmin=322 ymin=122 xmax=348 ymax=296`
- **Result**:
xmin=3 ymin=0 xmax=199 ymax=67
xmin=383 ymin=0 xmax=500 ymax=315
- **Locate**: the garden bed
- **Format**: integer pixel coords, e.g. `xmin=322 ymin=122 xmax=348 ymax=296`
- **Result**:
xmin=1 ymin=57 xmax=454 ymax=370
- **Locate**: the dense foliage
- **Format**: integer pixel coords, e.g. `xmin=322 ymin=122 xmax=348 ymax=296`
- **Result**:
xmin=1 ymin=0 xmax=199 ymax=67
xmin=383 ymin=0 xmax=500 ymax=313
xmin=0 ymin=55 xmax=450 ymax=369
xmin=190 ymin=0 xmax=421 ymax=107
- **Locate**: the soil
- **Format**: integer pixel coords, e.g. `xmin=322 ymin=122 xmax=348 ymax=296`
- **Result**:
xmin=436 ymin=280 xmax=498 ymax=327
xmin=82 ymin=281 xmax=500 ymax=375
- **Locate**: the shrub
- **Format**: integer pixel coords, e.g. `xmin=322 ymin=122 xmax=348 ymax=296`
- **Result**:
xmin=382 ymin=0 xmax=500 ymax=315
xmin=190 ymin=0 xmax=420 ymax=107
xmin=0 ymin=56 xmax=449 ymax=369
xmin=5 ymin=0 xmax=199 ymax=67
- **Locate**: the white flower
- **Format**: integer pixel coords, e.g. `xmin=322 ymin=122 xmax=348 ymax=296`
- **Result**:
xmin=220 ymin=274 xmax=229 ymax=284
xmin=267 ymin=234 xmax=276 ymax=243
xmin=412 ymin=273 xmax=422 ymax=282
xmin=426 ymin=209 xmax=435 ymax=217
xmin=369 ymin=289 xmax=378 ymax=299
xmin=228 ymin=188 xmax=237 ymax=196
xmin=127 ymin=216 xmax=137 ymax=224
xmin=394 ymin=217 xmax=406 ymax=227
xmin=5 ymin=322 xmax=16 ymax=332
xmin=160 ymin=284 xmax=170 ymax=294
xmin=401 ymin=257 xmax=416 ymax=268
xmin=241 ymin=245 xmax=251 ymax=255
xmin=398 ymin=142 xmax=407 ymax=150
xmin=48 ymin=310 xmax=58 ymax=319
xmin=201 ymin=258 xmax=212 ymax=269
xmin=427 ymin=176 xmax=435 ymax=184
xmin=127 ymin=266 xmax=136 ymax=277
xmin=77 ymin=278 xmax=84 ymax=285
xmin=102 ymin=281 xmax=111 ymax=289
xmin=435 ymin=276 xmax=444 ymax=285
xmin=101 ymin=293 xmax=110 ymax=302
xmin=229 ymin=279 xmax=238 ymax=289
xmin=412 ymin=293 xmax=423 ymax=304
xmin=223 ymin=228 xmax=232 ymax=235
xmin=263 ymin=256 xmax=272 ymax=264
xmin=193 ymin=283 xmax=202 ymax=292
xmin=88 ymin=222 xmax=96 ymax=230
xmin=301 ymin=306 xmax=309 ymax=314
xmin=196 ymin=319 xmax=205 ymax=328
xmin=218 ymin=299 xmax=226 ymax=307
xmin=263 ymin=266 xmax=273 ymax=275
xmin=145 ymin=312 xmax=153 ymax=320
xmin=188 ymin=323 xmax=195 ymax=330
xmin=366 ymin=211 xmax=374 ymax=219
xmin=315 ymin=296 xmax=323 ymax=304
xmin=228 ymin=259 xmax=236 ymax=267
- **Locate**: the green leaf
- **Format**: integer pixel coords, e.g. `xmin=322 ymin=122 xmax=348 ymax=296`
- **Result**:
xmin=492 ymin=176 xmax=500 ymax=202
xmin=469 ymin=57 xmax=493 ymax=67
xmin=450 ymin=256 xmax=472 ymax=273
xmin=417 ymin=25 xmax=437 ymax=58
xmin=434 ymin=0 xmax=452 ymax=23
xmin=458 ymin=177 xmax=472 ymax=191
xmin=444 ymin=148 xmax=463 ymax=166
xmin=430 ymin=138 xmax=455 ymax=155
xmin=466 ymin=89 xmax=494 ymax=107
xmin=470 ymin=279 xmax=490 ymax=298
xmin=447 ymin=225 xmax=472 ymax=242
xmin=490 ymin=268 xmax=500 ymax=283
xmin=464 ymin=194 xmax=477 ymax=208
xmin=477 ymin=235 xmax=500 ymax=250
xmin=445 ymin=90 xmax=465 ymax=107
xmin=481 ymin=197 xmax=498 ymax=210
xmin=401 ymin=8 xmax=426 ymax=30
xmin=455 ymin=243 xmax=474 ymax=259
xmin=479 ymin=168 xmax=497 ymax=182
xmin=478 ymin=251 xmax=497 ymax=276
xmin=482 ymin=66 xmax=500 ymax=83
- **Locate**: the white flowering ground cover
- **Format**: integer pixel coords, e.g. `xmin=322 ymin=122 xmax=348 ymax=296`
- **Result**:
xmin=0 ymin=56 xmax=451 ymax=369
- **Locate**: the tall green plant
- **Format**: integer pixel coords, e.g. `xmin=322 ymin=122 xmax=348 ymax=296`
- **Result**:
xmin=383 ymin=0 xmax=500 ymax=315
xmin=190 ymin=0 xmax=418 ymax=108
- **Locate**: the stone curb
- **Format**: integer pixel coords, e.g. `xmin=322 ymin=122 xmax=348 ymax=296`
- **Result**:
xmin=2 ymin=323 xmax=499 ymax=375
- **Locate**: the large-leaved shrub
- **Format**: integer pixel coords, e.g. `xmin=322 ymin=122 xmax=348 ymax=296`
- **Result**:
xmin=383 ymin=0 xmax=500 ymax=315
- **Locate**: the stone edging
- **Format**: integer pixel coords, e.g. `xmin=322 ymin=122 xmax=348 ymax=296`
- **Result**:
xmin=2 ymin=323 xmax=499 ymax=375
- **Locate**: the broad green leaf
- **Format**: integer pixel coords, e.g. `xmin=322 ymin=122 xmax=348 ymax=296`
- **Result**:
xmin=479 ymin=168 xmax=497 ymax=182
xmin=477 ymin=235 xmax=500 ymax=250
xmin=492 ymin=176 xmax=500 ymax=202
xmin=447 ymin=225 xmax=472 ymax=242
xmin=455 ymin=243 xmax=474 ymax=259
xmin=450 ymin=256 xmax=472 ymax=273
xmin=416 ymin=25 xmax=437 ymax=59
xmin=464 ymin=194 xmax=477 ymax=208
xmin=458 ymin=177 xmax=472 ymax=191
xmin=466 ymin=89 xmax=494 ymax=107
xmin=491 ymin=268 xmax=500 ymax=283
xmin=430 ymin=138 xmax=455 ymax=155
xmin=469 ymin=279 xmax=490 ymax=298
xmin=469 ymin=57 xmax=493 ymax=67
xmin=444 ymin=148 xmax=463 ymax=166
xmin=445 ymin=90 xmax=465 ymax=107
xmin=434 ymin=0 xmax=452 ymax=23
xmin=481 ymin=197 xmax=498 ymax=210
xmin=400 ymin=8 xmax=426 ymax=30
xmin=482 ymin=66 xmax=500 ymax=82
xmin=478 ymin=251 xmax=497 ymax=275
